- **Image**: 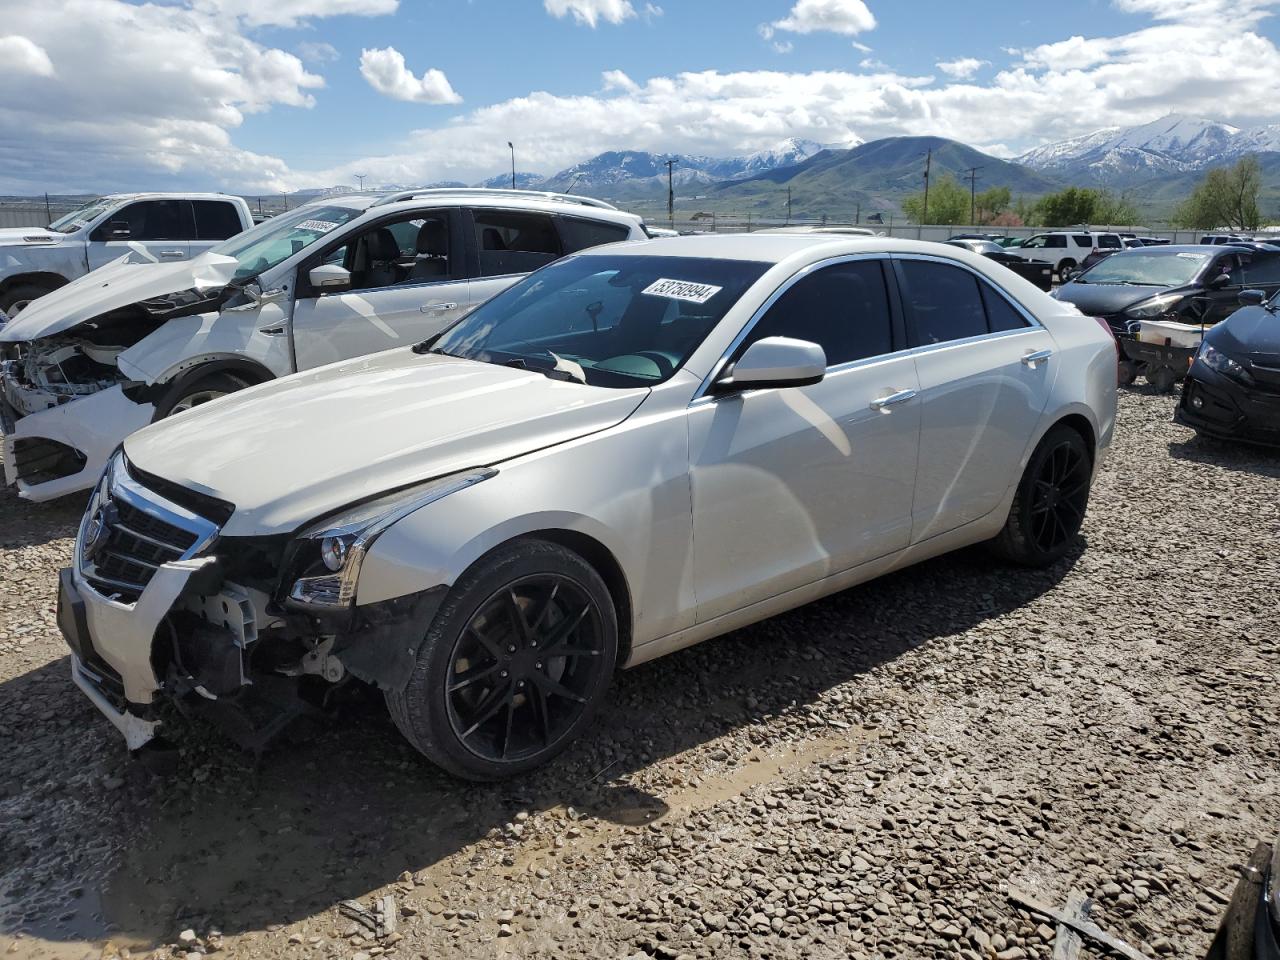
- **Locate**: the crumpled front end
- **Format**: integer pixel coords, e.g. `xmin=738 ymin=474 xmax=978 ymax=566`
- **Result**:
xmin=61 ymin=454 xmax=447 ymax=755
xmin=2 ymin=337 xmax=156 ymax=498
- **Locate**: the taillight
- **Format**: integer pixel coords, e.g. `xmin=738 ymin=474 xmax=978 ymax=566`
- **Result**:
xmin=1093 ymin=316 xmax=1120 ymax=356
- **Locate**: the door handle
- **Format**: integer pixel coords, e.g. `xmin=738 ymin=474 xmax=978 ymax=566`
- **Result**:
xmin=159 ymin=250 xmax=185 ymax=259
xmin=869 ymin=389 xmax=917 ymax=411
xmin=420 ymin=301 xmax=458 ymax=313
xmin=1021 ymin=349 xmax=1053 ymax=367
xmin=258 ymin=326 xmax=287 ymax=337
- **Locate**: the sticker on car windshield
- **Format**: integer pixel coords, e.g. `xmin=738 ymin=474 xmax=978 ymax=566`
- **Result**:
xmin=298 ymin=219 xmax=340 ymax=233
xmin=1177 ymin=253 xmax=1205 ymax=259
xmin=642 ymin=278 xmax=724 ymax=304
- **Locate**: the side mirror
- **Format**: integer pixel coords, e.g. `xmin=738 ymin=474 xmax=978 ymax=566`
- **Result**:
xmin=105 ymin=221 xmax=132 ymax=240
xmin=715 ymin=336 xmax=826 ymax=392
xmin=309 ymin=263 xmax=352 ymax=292
xmin=1208 ymin=272 xmax=1232 ymax=290
xmin=1238 ymin=288 xmax=1267 ymax=306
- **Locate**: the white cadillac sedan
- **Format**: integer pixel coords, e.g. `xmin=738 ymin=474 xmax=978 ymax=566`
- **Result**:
xmin=59 ymin=234 xmax=1117 ymax=779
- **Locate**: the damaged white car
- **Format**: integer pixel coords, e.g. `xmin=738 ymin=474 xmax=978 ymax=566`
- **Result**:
xmin=0 ymin=189 xmax=645 ymax=500
xmin=59 ymin=235 xmax=1116 ymax=780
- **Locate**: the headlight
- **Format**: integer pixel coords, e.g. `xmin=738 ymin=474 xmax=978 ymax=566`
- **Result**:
xmin=1123 ymin=293 xmax=1184 ymax=319
xmin=287 ymin=468 xmax=496 ymax=608
xmin=1197 ymin=342 xmax=1249 ymax=381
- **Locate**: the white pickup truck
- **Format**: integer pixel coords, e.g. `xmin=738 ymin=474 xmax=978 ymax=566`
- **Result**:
xmin=0 ymin=193 xmax=254 ymax=315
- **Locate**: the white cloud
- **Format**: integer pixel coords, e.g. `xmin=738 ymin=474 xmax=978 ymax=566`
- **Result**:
xmin=544 ymin=0 xmax=638 ymax=27
xmin=937 ymin=57 xmax=989 ymax=79
xmin=601 ymin=69 xmax=640 ymax=92
xmin=296 ymin=0 xmax=1280 ymax=189
xmin=0 ymin=35 xmax=54 ymax=77
xmin=192 ymin=0 xmax=399 ymax=28
xmin=358 ymin=46 xmax=462 ymax=104
xmin=296 ymin=41 xmax=340 ymax=63
xmin=773 ymin=40 xmax=795 ymax=54
xmin=771 ymin=0 xmax=876 ymax=35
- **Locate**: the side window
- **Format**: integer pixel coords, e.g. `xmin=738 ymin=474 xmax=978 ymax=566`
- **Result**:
xmin=474 ymin=210 xmax=561 ymax=277
xmin=1098 ymin=235 xmax=1122 ymax=249
xmin=1244 ymin=252 xmax=1280 ymax=285
xmin=340 ymin=211 xmax=455 ymax=293
xmin=557 ymin=217 xmax=631 ymax=254
xmin=1072 ymin=234 xmax=1093 ymax=247
xmin=192 ymin=201 xmax=244 ymax=241
xmin=900 ymin=260 xmax=988 ymax=346
xmin=979 ymin=281 xmax=1031 ymax=333
xmin=1046 ymin=235 xmax=1067 ymax=249
xmin=109 ymin=199 xmax=192 ymax=241
xmin=738 ymin=260 xmax=894 ymax=367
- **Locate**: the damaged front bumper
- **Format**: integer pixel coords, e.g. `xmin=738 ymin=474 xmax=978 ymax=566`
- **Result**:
xmin=1 ymin=381 xmax=154 ymax=501
xmin=60 ymin=458 xmax=448 ymax=755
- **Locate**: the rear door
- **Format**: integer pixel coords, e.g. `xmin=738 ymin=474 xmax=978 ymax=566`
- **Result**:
xmin=86 ymin=199 xmax=192 ymax=269
xmin=290 ymin=208 xmax=469 ymax=370
xmin=191 ymin=200 xmax=247 ymax=253
xmin=465 ymin=208 xmax=565 ymax=309
xmin=893 ymin=255 xmax=1056 ymax=544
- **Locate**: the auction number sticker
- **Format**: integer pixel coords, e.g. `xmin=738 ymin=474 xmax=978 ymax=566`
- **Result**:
xmin=298 ymin=219 xmax=340 ymax=233
xmin=642 ymin=278 xmax=723 ymax=304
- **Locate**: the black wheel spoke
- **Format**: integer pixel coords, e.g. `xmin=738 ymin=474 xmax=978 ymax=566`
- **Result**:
xmin=459 ymin=680 xmax=513 ymax=740
xmin=466 ymin=624 xmax=504 ymax=661
xmin=499 ymin=687 xmax=518 ymax=760
xmin=449 ymin=661 xmax=501 ymax=693
xmin=505 ymin=589 xmax=532 ymax=645
xmin=527 ymin=682 xmax=551 ymax=747
xmin=528 ymin=581 xmax=560 ymax=633
xmin=539 ymin=603 xmax=591 ymax=657
xmin=533 ymin=672 xmax=587 ymax=704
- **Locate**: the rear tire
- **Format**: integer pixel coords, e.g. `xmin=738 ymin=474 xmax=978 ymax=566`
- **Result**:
xmin=0 ymin=282 xmax=56 ymax=317
xmin=386 ymin=539 xmax=618 ymax=781
xmin=1057 ymin=259 xmax=1078 ymax=282
xmin=152 ymin=372 xmax=249 ymax=420
xmin=1117 ymin=360 xmax=1138 ymax=386
xmin=989 ymin=425 xmax=1093 ymax=567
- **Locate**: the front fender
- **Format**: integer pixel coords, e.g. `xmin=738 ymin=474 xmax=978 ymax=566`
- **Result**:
xmin=116 ymin=304 xmax=294 ymax=385
xmin=0 ymin=242 xmax=84 ymax=286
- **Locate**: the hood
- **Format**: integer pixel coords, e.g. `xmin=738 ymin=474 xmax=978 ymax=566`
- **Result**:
xmin=1053 ymin=281 xmax=1189 ymax=317
xmin=0 ymin=227 xmax=64 ymax=246
xmin=123 ymin=350 xmax=649 ymax=536
xmin=1209 ymin=304 xmax=1280 ymax=355
xmin=0 ymin=250 xmax=237 ymax=343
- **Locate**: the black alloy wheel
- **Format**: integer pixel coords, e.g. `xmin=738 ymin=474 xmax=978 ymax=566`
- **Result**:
xmin=1027 ymin=437 xmax=1091 ymax=554
xmin=386 ymin=539 xmax=618 ymax=781
xmin=446 ymin=574 xmax=606 ymax=763
xmin=990 ymin=424 xmax=1093 ymax=566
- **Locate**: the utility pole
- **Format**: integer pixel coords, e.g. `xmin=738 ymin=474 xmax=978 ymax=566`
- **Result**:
xmin=44 ymin=192 xmax=51 ymax=225
xmin=355 ymin=173 xmax=367 ymax=191
xmin=921 ymin=148 xmax=932 ymax=225
xmin=964 ymin=165 xmax=984 ymax=225
xmin=508 ymin=142 xmax=516 ymax=190
xmin=855 ymin=202 xmax=861 ymax=225
xmin=664 ymin=158 xmax=678 ymax=228
xmin=786 ymin=186 xmax=792 ymax=224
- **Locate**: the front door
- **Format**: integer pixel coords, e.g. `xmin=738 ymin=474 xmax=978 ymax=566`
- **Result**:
xmin=688 ymin=258 xmax=921 ymax=623
xmin=290 ymin=209 xmax=470 ymax=371
xmin=86 ymin=199 xmax=191 ymax=270
xmin=892 ymin=256 xmax=1056 ymax=543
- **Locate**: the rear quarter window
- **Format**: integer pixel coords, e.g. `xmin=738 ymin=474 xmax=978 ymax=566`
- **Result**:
xmin=557 ymin=217 xmax=632 ymax=254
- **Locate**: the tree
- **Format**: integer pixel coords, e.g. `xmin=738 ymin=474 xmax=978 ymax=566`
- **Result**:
xmin=901 ymin=174 xmax=970 ymax=224
xmin=974 ymin=186 xmax=1011 ymax=225
xmin=990 ymin=210 xmax=1024 ymax=228
xmin=1035 ymin=186 xmax=1138 ymax=227
xmin=1175 ymin=156 xmax=1262 ymax=231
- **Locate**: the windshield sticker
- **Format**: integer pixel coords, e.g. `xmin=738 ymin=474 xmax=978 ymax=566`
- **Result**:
xmin=1176 ymin=252 xmax=1205 ymax=259
xmin=297 ymin=219 xmax=340 ymax=233
xmin=642 ymin=278 xmax=723 ymax=304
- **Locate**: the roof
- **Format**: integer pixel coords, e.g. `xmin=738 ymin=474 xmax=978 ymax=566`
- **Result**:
xmin=592 ymin=232 xmax=1005 ymax=264
xmin=95 ymin=192 xmax=245 ymax=203
xmin=306 ymin=188 xmax=642 ymax=225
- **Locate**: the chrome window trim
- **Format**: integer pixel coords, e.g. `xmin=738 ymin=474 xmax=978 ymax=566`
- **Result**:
xmin=691 ymin=253 xmax=902 ymax=403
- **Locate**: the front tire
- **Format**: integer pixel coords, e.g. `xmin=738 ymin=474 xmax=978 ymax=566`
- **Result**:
xmin=0 ymin=282 xmax=57 ymax=317
xmin=386 ymin=539 xmax=618 ymax=781
xmin=152 ymin=371 xmax=248 ymax=420
xmin=989 ymin=425 xmax=1093 ymax=567
xmin=1057 ymin=259 xmax=1078 ymax=282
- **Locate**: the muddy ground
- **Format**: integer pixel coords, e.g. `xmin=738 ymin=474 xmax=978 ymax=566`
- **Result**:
xmin=1 ymin=389 xmax=1277 ymax=960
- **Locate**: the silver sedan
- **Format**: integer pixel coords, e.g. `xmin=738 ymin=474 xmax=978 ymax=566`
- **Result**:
xmin=60 ymin=234 xmax=1118 ymax=779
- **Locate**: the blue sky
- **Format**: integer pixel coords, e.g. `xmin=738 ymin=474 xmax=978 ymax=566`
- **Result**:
xmin=2 ymin=0 xmax=1279 ymax=192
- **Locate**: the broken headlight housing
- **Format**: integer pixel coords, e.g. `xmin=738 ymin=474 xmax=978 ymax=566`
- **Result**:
xmin=1197 ymin=342 xmax=1250 ymax=383
xmin=287 ymin=469 xmax=496 ymax=608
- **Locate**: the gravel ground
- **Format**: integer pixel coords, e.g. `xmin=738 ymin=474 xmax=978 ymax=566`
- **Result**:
xmin=1 ymin=388 xmax=1278 ymax=960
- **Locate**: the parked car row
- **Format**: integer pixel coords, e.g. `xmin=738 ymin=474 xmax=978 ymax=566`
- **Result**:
xmin=0 ymin=195 xmax=1118 ymax=779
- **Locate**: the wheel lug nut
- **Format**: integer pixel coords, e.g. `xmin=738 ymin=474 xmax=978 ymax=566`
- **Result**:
xmin=517 ymin=680 xmax=525 ymax=688
xmin=507 ymin=644 xmax=516 ymax=653
xmin=500 ymin=670 xmax=508 ymax=678
xmin=535 ymin=662 xmax=542 ymax=669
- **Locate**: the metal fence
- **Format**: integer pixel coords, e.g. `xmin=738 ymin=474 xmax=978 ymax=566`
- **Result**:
xmin=0 ymin=204 xmax=78 ymax=228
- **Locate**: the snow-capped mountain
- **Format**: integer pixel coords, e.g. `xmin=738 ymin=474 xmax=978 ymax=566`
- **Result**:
xmin=1018 ymin=115 xmax=1280 ymax=183
xmin=473 ymin=172 xmax=546 ymax=190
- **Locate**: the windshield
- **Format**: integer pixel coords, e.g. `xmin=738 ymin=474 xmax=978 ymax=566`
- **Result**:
xmin=211 ymin=204 xmax=366 ymax=281
xmin=429 ymin=254 xmax=771 ymax=388
xmin=48 ymin=197 xmax=117 ymax=234
xmin=1077 ymin=251 xmax=1210 ymax=287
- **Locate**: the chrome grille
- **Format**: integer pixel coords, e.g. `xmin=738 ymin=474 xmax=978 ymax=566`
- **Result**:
xmin=78 ymin=458 xmax=219 ymax=603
